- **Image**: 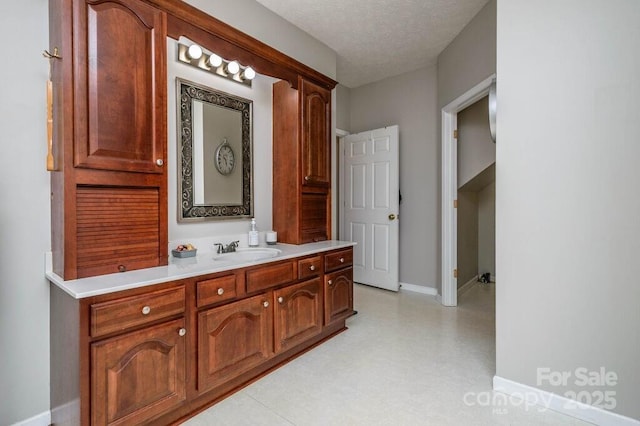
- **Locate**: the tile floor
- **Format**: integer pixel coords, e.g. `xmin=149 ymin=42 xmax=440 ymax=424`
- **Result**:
xmin=183 ymin=283 xmax=591 ymax=425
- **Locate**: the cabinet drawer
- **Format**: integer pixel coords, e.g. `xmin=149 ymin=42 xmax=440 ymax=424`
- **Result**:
xmin=324 ymin=248 xmax=353 ymax=272
xmin=197 ymin=274 xmax=237 ymax=307
xmin=298 ymin=256 xmax=322 ymax=279
xmin=90 ymin=286 xmax=185 ymax=338
xmin=246 ymin=261 xmax=295 ymax=294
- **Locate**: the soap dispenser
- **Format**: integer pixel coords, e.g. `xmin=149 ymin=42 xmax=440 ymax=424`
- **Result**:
xmin=248 ymin=218 xmax=259 ymax=247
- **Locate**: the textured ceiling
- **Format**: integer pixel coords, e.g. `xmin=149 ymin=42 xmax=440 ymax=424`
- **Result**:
xmin=255 ymin=0 xmax=489 ymax=88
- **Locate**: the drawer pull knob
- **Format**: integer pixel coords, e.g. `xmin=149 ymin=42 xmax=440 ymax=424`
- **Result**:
xmin=278 ymin=296 xmax=284 ymax=304
xmin=178 ymin=328 xmax=186 ymax=337
xmin=217 ymin=288 xmax=224 ymax=296
xmin=156 ymin=158 xmax=164 ymax=166
xmin=309 ymin=265 xmax=316 ymax=271
xmin=263 ymin=301 xmax=269 ymax=308
xmin=118 ymin=264 xmax=126 ymax=272
xmin=141 ymin=306 xmax=151 ymax=315
xmin=328 ymin=280 xmax=333 ymax=286
xmin=339 ymin=257 xmax=345 ymax=263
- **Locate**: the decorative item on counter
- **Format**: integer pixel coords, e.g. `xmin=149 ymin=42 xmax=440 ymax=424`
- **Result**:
xmin=248 ymin=218 xmax=259 ymax=247
xmin=172 ymin=243 xmax=197 ymax=258
xmin=266 ymin=230 xmax=277 ymax=245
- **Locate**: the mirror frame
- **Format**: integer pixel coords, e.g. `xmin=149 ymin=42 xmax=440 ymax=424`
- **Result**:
xmin=177 ymin=78 xmax=253 ymax=221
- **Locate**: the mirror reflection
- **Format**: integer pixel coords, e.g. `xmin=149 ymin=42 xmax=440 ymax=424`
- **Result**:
xmin=178 ymin=79 xmax=253 ymax=221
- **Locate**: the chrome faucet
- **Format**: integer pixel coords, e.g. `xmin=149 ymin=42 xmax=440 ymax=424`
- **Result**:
xmin=215 ymin=241 xmax=240 ymax=254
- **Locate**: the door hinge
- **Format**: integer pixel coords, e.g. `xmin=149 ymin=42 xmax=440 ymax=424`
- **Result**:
xmin=453 ymin=129 xmax=458 ymax=139
xmin=453 ymin=199 xmax=458 ymax=208
xmin=453 ymin=269 xmax=458 ymax=278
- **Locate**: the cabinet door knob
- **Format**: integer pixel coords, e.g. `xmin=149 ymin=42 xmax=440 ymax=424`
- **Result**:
xmin=328 ymin=280 xmax=333 ymax=286
xmin=304 ymin=175 xmax=311 ymax=182
xmin=278 ymin=296 xmax=284 ymax=304
xmin=141 ymin=306 xmax=151 ymax=315
xmin=217 ymin=288 xmax=224 ymax=296
xmin=156 ymin=158 xmax=164 ymax=166
xmin=178 ymin=328 xmax=186 ymax=337
xmin=118 ymin=264 xmax=126 ymax=272
xmin=309 ymin=265 xmax=316 ymax=271
xmin=263 ymin=301 xmax=269 ymax=308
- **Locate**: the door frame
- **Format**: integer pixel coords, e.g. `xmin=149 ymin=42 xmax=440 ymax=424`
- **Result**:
xmin=441 ymin=74 xmax=496 ymax=306
xmin=336 ymin=128 xmax=349 ymax=240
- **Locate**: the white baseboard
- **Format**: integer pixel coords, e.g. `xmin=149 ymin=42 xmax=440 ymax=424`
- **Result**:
xmin=11 ymin=410 xmax=51 ymax=426
xmin=399 ymin=282 xmax=438 ymax=296
xmin=457 ymin=275 xmax=478 ymax=296
xmin=493 ymin=376 xmax=640 ymax=426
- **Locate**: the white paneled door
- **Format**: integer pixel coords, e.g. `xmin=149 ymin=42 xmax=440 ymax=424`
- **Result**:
xmin=340 ymin=126 xmax=399 ymax=291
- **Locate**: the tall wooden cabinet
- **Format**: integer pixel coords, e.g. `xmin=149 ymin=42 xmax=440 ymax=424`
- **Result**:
xmin=49 ymin=0 xmax=168 ymax=279
xmin=273 ymin=77 xmax=333 ymax=244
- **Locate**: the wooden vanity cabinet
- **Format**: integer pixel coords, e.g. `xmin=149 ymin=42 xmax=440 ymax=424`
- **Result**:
xmin=49 ymin=0 xmax=168 ymax=279
xmin=91 ymin=318 xmax=187 ymax=426
xmin=324 ymin=248 xmax=354 ymax=325
xmin=197 ymin=294 xmax=273 ymax=394
xmin=324 ymin=268 xmax=354 ymax=326
xmin=51 ymin=248 xmax=353 ymax=425
xmin=273 ymin=77 xmax=333 ymax=244
xmin=274 ymin=278 xmax=324 ymax=353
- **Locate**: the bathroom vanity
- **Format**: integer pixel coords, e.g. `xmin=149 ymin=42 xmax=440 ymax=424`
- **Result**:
xmin=46 ymin=0 xmax=346 ymax=424
xmin=49 ymin=242 xmax=354 ymax=425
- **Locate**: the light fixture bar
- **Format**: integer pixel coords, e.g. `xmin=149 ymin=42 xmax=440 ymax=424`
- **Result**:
xmin=177 ymin=43 xmax=254 ymax=87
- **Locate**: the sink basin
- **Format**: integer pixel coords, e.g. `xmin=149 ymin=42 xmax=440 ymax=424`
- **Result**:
xmin=216 ymin=247 xmax=281 ymax=262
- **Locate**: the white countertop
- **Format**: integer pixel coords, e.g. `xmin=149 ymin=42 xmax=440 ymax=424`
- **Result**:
xmin=46 ymin=240 xmax=355 ymax=299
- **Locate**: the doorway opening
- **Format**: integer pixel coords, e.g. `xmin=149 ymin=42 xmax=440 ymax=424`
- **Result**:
xmin=441 ymin=74 xmax=496 ymax=306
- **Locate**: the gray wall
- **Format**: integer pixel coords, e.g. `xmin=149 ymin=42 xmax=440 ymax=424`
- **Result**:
xmin=0 ymin=1 xmax=51 ymax=424
xmin=335 ymin=84 xmax=351 ymax=131
xmin=457 ymin=97 xmax=495 ymax=187
xmin=497 ymin=0 xmax=640 ymax=420
xmin=456 ymin=191 xmax=479 ymax=288
xmin=349 ymin=66 xmax=439 ymax=289
xmin=477 ymin=182 xmax=495 ymax=279
xmin=437 ymin=0 xmax=496 ymax=109
xmin=0 ymin=1 xmax=337 ymax=424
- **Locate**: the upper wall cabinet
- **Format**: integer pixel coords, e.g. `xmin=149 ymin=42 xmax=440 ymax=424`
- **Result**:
xmin=74 ymin=0 xmax=166 ymax=173
xmin=50 ymin=0 xmax=168 ymax=279
xmin=300 ymin=79 xmax=331 ymax=189
xmin=273 ymin=77 xmax=332 ymax=244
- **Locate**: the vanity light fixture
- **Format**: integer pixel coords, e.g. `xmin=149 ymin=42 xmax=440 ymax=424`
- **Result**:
xmin=177 ymin=42 xmax=254 ymax=87
xmin=243 ymin=67 xmax=256 ymax=81
xmin=207 ymin=53 xmax=223 ymax=68
xmin=226 ymin=60 xmax=240 ymax=75
xmin=186 ymin=44 xmax=203 ymax=60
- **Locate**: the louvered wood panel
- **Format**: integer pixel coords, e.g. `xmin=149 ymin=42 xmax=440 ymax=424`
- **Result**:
xmin=300 ymin=193 xmax=328 ymax=243
xmin=76 ymin=186 xmax=161 ymax=277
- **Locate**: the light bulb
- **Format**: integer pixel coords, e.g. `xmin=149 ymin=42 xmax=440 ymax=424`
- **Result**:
xmin=243 ymin=66 xmax=256 ymax=80
xmin=187 ymin=44 xmax=203 ymax=60
xmin=226 ymin=60 xmax=240 ymax=75
xmin=207 ymin=53 xmax=222 ymax=67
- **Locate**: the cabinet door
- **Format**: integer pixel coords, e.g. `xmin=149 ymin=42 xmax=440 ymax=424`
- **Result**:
xmin=274 ymin=278 xmax=323 ymax=353
xmin=91 ymin=318 xmax=186 ymax=426
xmin=198 ymin=294 xmax=273 ymax=394
xmin=74 ymin=0 xmax=166 ymax=173
xmin=325 ymin=268 xmax=354 ymax=325
xmin=300 ymin=78 xmax=330 ymax=188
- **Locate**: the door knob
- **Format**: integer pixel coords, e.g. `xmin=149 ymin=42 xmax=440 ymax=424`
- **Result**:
xmin=388 ymin=214 xmax=396 ymax=220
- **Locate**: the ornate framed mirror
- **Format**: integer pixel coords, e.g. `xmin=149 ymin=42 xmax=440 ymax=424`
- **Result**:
xmin=177 ymin=78 xmax=253 ymax=221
